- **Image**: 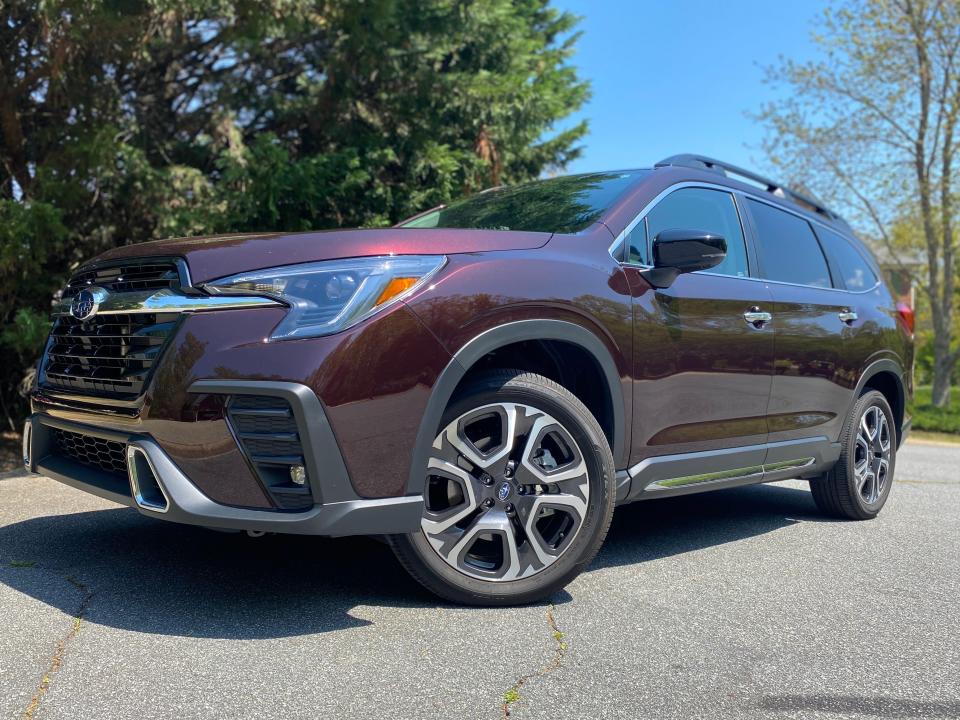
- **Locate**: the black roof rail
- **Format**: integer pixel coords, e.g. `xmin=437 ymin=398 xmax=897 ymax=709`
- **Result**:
xmin=655 ymin=153 xmax=846 ymax=225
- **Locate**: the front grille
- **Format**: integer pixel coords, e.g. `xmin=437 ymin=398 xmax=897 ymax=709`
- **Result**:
xmin=55 ymin=428 xmax=128 ymax=477
xmin=226 ymin=395 xmax=314 ymax=510
xmin=43 ymin=312 xmax=180 ymax=398
xmin=62 ymin=261 xmax=181 ymax=298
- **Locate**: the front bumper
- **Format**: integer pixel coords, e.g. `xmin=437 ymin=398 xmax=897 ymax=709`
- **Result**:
xmin=24 ymin=379 xmax=424 ymax=536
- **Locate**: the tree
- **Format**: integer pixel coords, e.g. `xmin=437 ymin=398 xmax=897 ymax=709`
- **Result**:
xmin=0 ymin=0 xmax=589 ymax=428
xmin=757 ymin=0 xmax=960 ymax=406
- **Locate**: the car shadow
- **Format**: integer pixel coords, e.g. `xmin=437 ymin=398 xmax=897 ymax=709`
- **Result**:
xmin=0 ymin=482 xmax=822 ymax=639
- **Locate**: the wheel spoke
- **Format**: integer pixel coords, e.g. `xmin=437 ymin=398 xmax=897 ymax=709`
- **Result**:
xmin=420 ymin=459 xmax=479 ymax=535
xmin=447 ymin=509 xmax=522 ymax=580
xmin=443 ymin=403 xmax=518 ymax=472
xmin=520 ymin=414 xmax=588 ymax=484
xmin=520 ymin=491 xmax=587 ymax=568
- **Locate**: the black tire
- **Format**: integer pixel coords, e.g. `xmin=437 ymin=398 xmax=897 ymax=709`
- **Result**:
xmin=810 ymin=390 xmax=896 ymax=520
xmin=389 ymin=369 xmax=616 ymax=606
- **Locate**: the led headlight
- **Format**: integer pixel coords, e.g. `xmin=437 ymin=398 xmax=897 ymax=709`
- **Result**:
xmin=206 ymin=255 xmax=445 ymax=339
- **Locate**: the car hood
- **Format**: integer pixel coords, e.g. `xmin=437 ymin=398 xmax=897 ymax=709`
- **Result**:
xmin=90 ymin=227 xmax=553 ymax=284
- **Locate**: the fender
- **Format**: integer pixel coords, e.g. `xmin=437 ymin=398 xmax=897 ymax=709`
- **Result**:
xmin=405 ymin=319 xmax=627 ymax=496
xmin=849 ymin=358 xmax=907 ymax=443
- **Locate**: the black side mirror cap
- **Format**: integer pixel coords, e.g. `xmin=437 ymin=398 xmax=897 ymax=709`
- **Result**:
xmin=640 ymin=229 xmax=727 ymax=289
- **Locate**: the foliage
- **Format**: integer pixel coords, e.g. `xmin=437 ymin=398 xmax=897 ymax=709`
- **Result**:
xmin=0 ymin=0 xmax=589 ymax=428
xmin=756 ymin=0 xmax=960 ymax=407
xmin=911 ymin=385 xmax=960 ymax=434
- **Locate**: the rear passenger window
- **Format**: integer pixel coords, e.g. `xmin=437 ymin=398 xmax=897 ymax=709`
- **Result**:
xmin=643 ymin=188 xmax=749 ymax=277
xmin=746 ymin=199 xmax=831 ymax=288
xmin=817 ymin=227 xmax=878 ymax=291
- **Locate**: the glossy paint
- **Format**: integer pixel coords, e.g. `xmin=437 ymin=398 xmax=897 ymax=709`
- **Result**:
xmin=32 ymin=165 xmax=913 ymax=509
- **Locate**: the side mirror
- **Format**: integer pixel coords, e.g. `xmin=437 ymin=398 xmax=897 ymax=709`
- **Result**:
xmin=640 ymin=229 xmax=726 ymax=288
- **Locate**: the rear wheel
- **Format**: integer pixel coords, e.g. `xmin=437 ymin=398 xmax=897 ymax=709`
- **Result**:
xmin=810 ymin=390 xmax=896 ymax=520
xmin=389 ymin=370 xmax=615 ymax=606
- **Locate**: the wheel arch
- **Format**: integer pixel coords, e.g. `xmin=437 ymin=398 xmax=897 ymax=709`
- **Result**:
xmin=406 ymin=320 xmax=627 ymax=496
xmin=852 ymin=359 xmax=907 ymax=447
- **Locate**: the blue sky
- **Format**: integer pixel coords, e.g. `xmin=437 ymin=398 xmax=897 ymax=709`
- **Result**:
xmin=550 ymin=0 xmax=830 ymax=175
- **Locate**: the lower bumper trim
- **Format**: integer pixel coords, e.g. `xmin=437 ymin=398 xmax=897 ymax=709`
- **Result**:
xmin=28 ymin=416 xmax=423 ymax=537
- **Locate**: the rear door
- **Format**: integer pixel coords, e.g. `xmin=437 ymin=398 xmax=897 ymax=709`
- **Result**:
xmin=623 ymin=185 xmax=775 ymax=471
xmin=742 ymin=198 xmax=856 ymax=461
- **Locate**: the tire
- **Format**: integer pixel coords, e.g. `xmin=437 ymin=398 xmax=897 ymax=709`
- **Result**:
xmin=810 ymin=390 xmax=896 ymax=520
xmin=389 ymin=369 xmax=616 ymax=606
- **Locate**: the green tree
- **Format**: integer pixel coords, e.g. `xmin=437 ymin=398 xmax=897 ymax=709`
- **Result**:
xmin=757 ymin=0 xmax=960 ymax=407
xmin=0 ymin=0 xmax=589 ymax=427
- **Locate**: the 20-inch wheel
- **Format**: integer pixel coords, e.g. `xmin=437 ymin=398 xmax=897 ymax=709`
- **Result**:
xmin=810 ymin=389 xmax=896 ymax=520
xmin=389 ymin=370 xmax=616 ymax=606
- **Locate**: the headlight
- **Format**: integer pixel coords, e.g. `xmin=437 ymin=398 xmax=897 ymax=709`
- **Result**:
xmin=206 ymin=255 xmax=445 ymax=339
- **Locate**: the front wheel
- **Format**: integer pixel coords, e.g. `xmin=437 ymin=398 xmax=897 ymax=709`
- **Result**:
xmin=810 ymin=389 xmax=896 ymax=520
xmin=389 ymin=370 xmax=616 ymax=606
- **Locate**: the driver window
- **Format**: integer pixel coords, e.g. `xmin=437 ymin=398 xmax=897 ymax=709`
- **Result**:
xmin=644 ymin=187 xmax=749 ymax=278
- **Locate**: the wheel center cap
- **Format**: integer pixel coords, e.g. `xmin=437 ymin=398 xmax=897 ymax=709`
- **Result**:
xmin=497 ymin=482 xmax=513 ymax=502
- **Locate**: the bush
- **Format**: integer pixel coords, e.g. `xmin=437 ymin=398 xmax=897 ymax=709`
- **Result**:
xmin=909 ymin=386 xmax=960 ymax=434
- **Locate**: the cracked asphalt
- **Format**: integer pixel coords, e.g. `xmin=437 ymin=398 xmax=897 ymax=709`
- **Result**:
xmin=2 ymin=439 xmax=959 ymax=720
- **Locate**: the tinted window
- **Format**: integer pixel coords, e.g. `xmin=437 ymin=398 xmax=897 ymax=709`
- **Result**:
xmin=746 ymin=199 xmax=831 ymax=288
xmin=818 ymin=227 xmax=878 ymax=291
xmin=644 ymin=188 xmax=749 ymax=277
xmin=401 ymin=171 xmax=648 ymax=234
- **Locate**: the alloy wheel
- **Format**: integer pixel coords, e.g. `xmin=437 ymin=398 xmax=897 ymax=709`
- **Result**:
xmin=855 ymin=404 xmax=891 ymax=504
xmin=420 ymin=402 xmax=590 ymax=581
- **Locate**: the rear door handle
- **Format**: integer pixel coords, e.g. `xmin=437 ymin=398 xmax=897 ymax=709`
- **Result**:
xmin=838 ymin=309 xmax=858 ymax=324
xmin=743 ymin=307 xmax=773 ymax=328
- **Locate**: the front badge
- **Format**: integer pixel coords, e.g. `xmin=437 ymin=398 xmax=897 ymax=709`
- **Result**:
xmin=70 ymin=287 xmax=105 ymax=321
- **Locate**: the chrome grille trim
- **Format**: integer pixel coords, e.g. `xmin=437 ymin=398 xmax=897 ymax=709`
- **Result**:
xmin=51 ymin=287 xmax=283 ymax=316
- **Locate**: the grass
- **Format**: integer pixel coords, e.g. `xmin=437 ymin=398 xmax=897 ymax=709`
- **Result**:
xmin=910 ymin=386 xmax=960 ymax=435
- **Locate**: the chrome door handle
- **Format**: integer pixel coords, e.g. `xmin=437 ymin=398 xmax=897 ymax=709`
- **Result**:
xmin=838 ymin=309 xmax=858 ymax=324
xmin=743 ymin=307 xmax=773 ymax=328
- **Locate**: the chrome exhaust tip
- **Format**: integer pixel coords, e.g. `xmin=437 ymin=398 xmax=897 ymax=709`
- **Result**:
xmin=126 ymin=445 xmax=170 ymax=513
xmin=22 ymin=421 xmax=32 ymax=470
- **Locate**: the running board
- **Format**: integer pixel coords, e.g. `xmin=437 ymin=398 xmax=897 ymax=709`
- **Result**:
xmin=620 ymin=437 xmax=840 ymax=503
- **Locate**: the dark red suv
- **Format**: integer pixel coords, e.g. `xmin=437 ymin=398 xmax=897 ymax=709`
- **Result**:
xmin=23 ymin=154 xmax=914 ymax=605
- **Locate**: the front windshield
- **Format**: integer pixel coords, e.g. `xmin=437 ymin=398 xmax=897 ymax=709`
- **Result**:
xmin=401 ymin=171 xmax=648 ymax=234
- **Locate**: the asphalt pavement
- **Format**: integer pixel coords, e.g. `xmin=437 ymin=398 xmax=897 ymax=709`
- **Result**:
xmin=1 ymin=440 xmax=958 ymax=720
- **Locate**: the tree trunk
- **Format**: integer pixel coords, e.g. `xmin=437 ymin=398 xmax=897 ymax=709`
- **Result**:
xmin=932 ymin=347 xmax=953 ymax=407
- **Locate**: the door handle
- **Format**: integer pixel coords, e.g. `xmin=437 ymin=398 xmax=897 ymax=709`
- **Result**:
xmin=838 ymin=309 xmax=858 ymax=324
xmin=743 ymin=307 xmax=773 ymax=328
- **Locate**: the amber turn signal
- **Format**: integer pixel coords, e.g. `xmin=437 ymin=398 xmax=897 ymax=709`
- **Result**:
xmin=375 ymin=277 xmax=419 ymax=306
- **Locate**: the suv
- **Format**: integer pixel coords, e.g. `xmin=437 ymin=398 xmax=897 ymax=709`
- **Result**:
xmin=23 ymin=154 xmax=913 ymax=605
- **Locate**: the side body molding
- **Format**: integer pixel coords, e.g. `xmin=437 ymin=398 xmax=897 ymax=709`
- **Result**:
xmin=406 ymin=319 xmax=627 ymax=497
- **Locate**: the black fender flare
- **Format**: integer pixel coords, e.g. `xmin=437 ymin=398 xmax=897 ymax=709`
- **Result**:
xmin=405 ymin=319 xmax=627 ymax=496
xmin=850 ymin=358 xmax=907 ymax=440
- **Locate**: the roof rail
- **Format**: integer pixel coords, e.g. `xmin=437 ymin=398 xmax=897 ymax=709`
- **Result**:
xmin=655 ymin=154 xmax=845 ymax=224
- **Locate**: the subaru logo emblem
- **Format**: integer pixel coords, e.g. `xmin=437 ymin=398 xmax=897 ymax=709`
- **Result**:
xmin=70 ymin=287 xmax=104 ymax=321
xmin=497 ymin=482 xmax=513 ymax=502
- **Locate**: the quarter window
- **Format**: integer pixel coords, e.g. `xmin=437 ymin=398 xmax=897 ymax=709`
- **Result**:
xmin=643 ymin=188 xmax=749 ymax=278
xmin=817 ymin=227 xmax=878 ymax=291
xmin=746 ymin=199 xmax=831 ymax=288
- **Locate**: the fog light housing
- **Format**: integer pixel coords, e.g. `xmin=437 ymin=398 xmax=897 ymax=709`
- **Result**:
xmin=289 ymin=465 xmax=307 ymax=486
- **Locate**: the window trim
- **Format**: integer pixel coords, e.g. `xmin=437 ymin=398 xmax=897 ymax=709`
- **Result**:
xmin=811 ymin=223 xmax=880 ymax=293
xmin=609 ymin=181 xmax=881 ymax=294
xmin=741 ymin=194 xmax=836 ymax=291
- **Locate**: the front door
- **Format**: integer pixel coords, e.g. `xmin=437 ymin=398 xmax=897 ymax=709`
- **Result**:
xmin=624 ymin=186 xmax=775 ymax=476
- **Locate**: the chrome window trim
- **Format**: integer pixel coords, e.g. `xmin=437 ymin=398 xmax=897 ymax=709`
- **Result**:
xmin=609 ymin=180 xmax=881 ymax=295
xmin=52 ymin=287 xmax=284 ymax=316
